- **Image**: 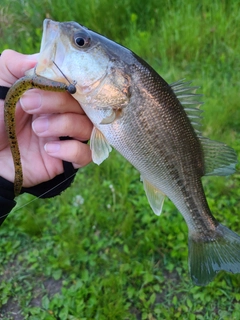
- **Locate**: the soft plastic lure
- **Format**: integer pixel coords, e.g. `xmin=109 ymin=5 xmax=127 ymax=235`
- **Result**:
xmin=4 ymin=72 xmax=76 ymax=196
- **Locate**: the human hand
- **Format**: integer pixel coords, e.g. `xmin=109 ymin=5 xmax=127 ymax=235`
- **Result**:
xmin=0 ymin=49 xmax=92 ymax=188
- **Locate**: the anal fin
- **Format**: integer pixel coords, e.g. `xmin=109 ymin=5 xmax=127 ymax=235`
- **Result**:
xmin=142 ymin=178 xmax=166 ymax=216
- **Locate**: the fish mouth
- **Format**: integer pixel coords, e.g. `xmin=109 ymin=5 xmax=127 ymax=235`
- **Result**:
xmin=35 ymin=19 xmax=66 ymax=79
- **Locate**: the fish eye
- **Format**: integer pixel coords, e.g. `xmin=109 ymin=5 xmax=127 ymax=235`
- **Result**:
xmin=74 ymin=32 xmax=91 ymax=48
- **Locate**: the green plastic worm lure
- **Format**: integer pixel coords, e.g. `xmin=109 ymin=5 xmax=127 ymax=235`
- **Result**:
xmin=4 ymin=71 xmax=76 ymax=196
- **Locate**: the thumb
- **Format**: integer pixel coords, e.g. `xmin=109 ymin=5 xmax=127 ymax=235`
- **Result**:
xmin=0 ymin=50 xmax=39 ymax=86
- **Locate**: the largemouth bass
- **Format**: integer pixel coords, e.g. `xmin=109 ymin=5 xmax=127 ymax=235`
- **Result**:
xmin=6 ymin=19 xmax=240 ymax=286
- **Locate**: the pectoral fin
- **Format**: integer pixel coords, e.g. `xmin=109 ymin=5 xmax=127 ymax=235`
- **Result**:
xmin=100 ymin=108 xmax=123 ymax=124
xmin=100 ymin=110 xmax=117 ymax=124
xmin=142 ymin=178 xmax=166 ymax=216
xmin=90 ymin=127 xmax=112 ymax=165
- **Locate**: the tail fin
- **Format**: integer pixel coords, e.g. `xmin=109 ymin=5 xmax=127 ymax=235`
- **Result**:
xmin=188 ymin=224 xmax=240 ymax=286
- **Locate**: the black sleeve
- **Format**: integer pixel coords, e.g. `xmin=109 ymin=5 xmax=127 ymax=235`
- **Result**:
xmin=21 ymin=159 xmax=78 ymax=198
xmin=0 ymin=162 xmax=78 ymax=226
xmin=0 ymin=177 xmax=17 ymax=226
xmin=0 ymin=85 xmax=9 ymax=99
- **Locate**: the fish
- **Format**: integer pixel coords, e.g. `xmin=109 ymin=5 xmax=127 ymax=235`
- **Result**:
xmin=6 ymin=18 xmax=240 ymax=286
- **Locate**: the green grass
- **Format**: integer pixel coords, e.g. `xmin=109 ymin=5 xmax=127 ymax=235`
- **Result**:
xmin=1 ymin=0 xmax=240 ymax=319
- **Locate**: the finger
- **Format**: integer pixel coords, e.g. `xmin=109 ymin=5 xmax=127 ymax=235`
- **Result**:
xmin=0 ymin=50 xmax=38 ymax=86
xmin=44 ymin=139 xmax=92 ymax=168
xmin=32 ymin=113 xmax=93 ymax=141
xmin=20 ymin=89 xmax=84 ymax=114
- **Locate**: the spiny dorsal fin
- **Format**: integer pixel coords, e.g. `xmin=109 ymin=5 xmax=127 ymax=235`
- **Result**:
xmin=170 ymin=79 xmax=203 ymax=132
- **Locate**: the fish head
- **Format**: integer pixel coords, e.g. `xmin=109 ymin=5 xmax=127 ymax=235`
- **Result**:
xmin=34 ymin=19 xmax=132 ymax=125
xmin=35 ymin=19 xmax=111 ymax=95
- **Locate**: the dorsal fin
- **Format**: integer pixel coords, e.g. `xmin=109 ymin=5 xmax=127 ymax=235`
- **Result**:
xmin=200 ymin=137 xmax=237 ymax=176
xmin=171 ymin=79 xmax=237 ymax=176
xmin=170 ymin=79 xmax=203 ymax=133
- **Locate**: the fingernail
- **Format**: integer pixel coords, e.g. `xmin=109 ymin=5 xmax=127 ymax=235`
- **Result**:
xmin=44 ymin=142 xmax=60 ymax=153
xmin=32 ymin=117 xmax=49 ymax=133
xmin=20 ymin=91 xmax=42 ymax=111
